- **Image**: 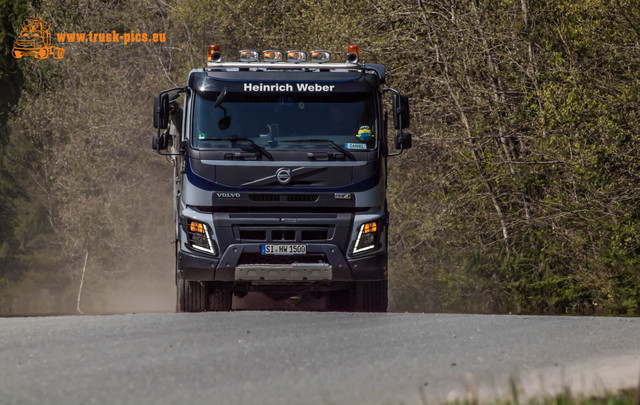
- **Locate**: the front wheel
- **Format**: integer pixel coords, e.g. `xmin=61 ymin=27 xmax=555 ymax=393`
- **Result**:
xmin=350 ymin=280 xmax=388 ymax=312
xmin=208 ymin=285 xmax=232 ymax=311
xmin=176 ymin=279 xmax=208 ymax=312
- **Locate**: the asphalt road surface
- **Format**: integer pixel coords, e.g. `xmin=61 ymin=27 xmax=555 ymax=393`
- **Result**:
xmin=1 ymin=312 xmax=639 ymax=405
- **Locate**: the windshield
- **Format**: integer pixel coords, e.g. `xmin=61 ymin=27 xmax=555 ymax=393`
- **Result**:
xmin=192 ymin=91 xmax=377 ymax=151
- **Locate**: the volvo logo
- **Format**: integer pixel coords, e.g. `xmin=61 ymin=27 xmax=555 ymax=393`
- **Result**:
xmin=276 ymin=167 xmax=292 ymax=184
xmin=216 ymin=192 xmax=240 ymax=198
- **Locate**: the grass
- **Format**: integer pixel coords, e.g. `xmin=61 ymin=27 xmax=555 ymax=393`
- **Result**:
xmin=514 ymin=388 xmax=638 ymax=405
xmin=434 ymin=388 xmax=640 ymax=405
xmin=416 ymin=378 xmax=640 ymax=405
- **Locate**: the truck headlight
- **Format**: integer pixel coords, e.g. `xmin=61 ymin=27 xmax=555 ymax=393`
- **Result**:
xmin=353 ymin=221 xmax=378 ymax=254
xmin=186 ymin=219 xmax=217 ymax=256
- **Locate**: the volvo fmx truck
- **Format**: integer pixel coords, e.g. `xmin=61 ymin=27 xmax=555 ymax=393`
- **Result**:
xmin=152 ymin=45 xmax=411 ymax=312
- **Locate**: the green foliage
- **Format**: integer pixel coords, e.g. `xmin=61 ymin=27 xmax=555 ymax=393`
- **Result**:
xmin=0 ymin=0 xmax=175 ymax=313
xmin=0 ymin=0 xmax=28 ymax=129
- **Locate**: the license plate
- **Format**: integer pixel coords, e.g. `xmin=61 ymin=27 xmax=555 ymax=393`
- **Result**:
xmin=261 ymin=244 xmax=307 ymax=255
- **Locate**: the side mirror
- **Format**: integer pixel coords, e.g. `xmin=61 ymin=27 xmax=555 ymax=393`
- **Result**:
xmin=152 ymin=86 xmax=186 ymax=156
xmin=153 ymin=94 xmax=169 ymax=129
xmin=394 ymin=132 xmax=412 ymax=150
xmin=392 ymin=94 xmax=410 ymax=130
xmin=152 ymin=132 xmax=169 ymax=150
xmin=218 ymin=114 xmax=231 ymax=130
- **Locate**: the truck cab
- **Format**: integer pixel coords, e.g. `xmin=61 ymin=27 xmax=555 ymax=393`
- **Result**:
xmin=153 ymin=46 xmax=411 ymax=312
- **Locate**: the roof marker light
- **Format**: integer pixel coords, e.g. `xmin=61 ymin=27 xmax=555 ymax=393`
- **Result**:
xmin=346 ymin=45 xmax=359 ymax=64
xmin=239 ymin=49 xmax=259 ymax=62
xmin=262 ymin=50 xmax=283 ymax=62
xmin=286 ymin=50 xmax=306 ymax=63
xmin=310 ymin=50 xmax=331 ymax=63
xmin=208 ymin=44 xmax=222 ymax=63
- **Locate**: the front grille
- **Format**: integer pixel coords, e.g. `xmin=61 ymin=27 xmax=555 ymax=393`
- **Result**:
xmin=248 ymin=194 xmax=319 ymax=202
xmin=235 ymin=226 xmax=333 ymax=242
xmin=286 ymin=194 xmax=318 ymax=202
xmin=249 ymin=194 xmax=280 ymax=202
xmin=272 ymin=230 xmax=296 ymax=241
xmin=301 ymin=230 xmax=328 ymax=241
xmin=239 ymin=229 xmax=266 ymax=240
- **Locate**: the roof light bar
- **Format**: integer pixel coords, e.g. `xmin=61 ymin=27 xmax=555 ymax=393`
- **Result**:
xmin=239 ymin=49 xmax=259 ymax=62
xmin=226 ymin=47 xmax=361 ymax=65
xmin=262 ymin=50 xmax=283 ymax=62
xmin=310 ymin=50 xmax=331 ymax=63
xmin=208 ymin=44 xmax=222 ymax=63
xmin=286 ymin=50 xmax=306 ymax=63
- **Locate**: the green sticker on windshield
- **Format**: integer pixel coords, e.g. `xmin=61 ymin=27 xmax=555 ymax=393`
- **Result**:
xmin=199 ymin=133 xmax=205 ymax=139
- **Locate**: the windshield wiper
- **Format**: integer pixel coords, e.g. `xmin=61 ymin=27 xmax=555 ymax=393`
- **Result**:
xmin=213 ymin=90 xmax=227 ymax=108
xmin=200 ymin=137 xmax=274 ymax=160
xmin=280 ymin=139 xmax=356 ymax=161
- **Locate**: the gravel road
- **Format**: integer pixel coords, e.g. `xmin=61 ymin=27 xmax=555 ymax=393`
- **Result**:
xmin=1 ymin=312 xmax=639 ymax=404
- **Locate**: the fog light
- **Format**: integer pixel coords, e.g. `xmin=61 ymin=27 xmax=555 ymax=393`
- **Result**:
xmin=263 ymin=50 xmax=283 ymax=62
xmin=286 ymin=50 xmax=306 ymax=63
xmin=239 ymin=49 xmax=259 ymax=62
xmin=310 ymin=50 xmax=331 ymax=63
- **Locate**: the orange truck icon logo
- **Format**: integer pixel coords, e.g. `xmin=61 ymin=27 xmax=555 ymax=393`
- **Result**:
xmin=12 ymin=16 xmax=64 ymax=59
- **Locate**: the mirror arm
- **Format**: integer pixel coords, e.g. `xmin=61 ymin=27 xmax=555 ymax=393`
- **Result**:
xmin=386 ymin=144 xmax=404 ymax=157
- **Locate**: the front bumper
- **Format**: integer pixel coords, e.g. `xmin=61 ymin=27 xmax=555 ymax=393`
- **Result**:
xmin=177 ymin=245 xmax=387 ymax=282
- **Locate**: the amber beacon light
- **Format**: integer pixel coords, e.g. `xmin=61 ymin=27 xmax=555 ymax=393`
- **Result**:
xmin=346 ymin=45 xmax=359 ymax=63
xmin=208 ymin=44 xmax=222 ymax=62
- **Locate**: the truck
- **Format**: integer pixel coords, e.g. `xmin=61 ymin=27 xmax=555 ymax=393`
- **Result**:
xmin=12 ymin=16 xmax=65 ymax=60
xmin=152 ymin=45 xmax=411 ymax=312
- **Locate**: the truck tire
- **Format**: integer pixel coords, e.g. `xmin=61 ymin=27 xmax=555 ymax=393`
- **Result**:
xmin=350 ymin=280 xmax=388 ymax=312
xmin=327 ymin=289 xmax=351 ymax=312
xmin=176 ymin=279 xmax=208 ymax=312
xmin=208 ymin=286 xmax=232 ymax=311
xmin=176 ymin=278 xmax=184 ymax=312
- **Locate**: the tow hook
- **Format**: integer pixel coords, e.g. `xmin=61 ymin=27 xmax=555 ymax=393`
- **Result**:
xmin=286 ymin=295 xmax=302 ymax=309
